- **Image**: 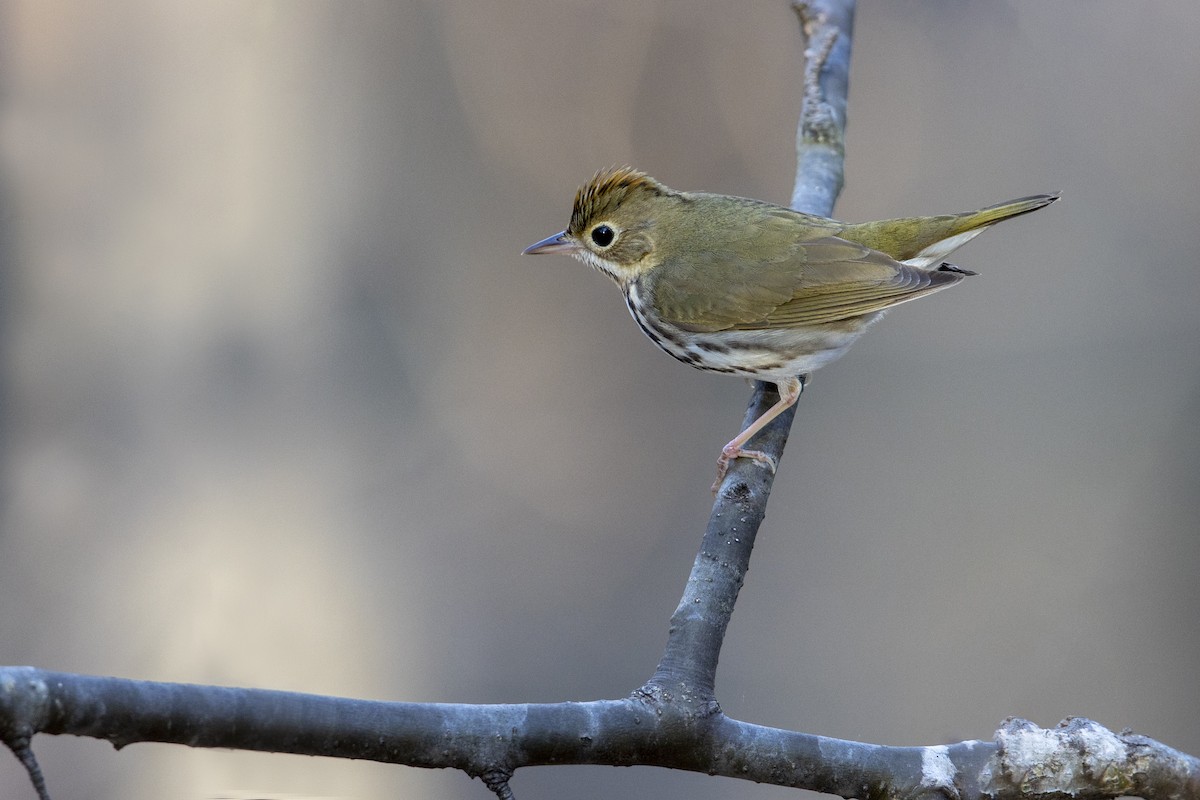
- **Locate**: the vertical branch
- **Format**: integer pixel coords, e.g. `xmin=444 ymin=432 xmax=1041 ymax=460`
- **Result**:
xmin=792 ymin=0 xmax=853 ymax=217
xmin=642 ymin=0 xmax=856 ymax=705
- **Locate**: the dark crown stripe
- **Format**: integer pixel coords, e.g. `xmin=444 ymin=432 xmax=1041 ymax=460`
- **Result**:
xmin=569 ymin=167 xmax=671 ymax=234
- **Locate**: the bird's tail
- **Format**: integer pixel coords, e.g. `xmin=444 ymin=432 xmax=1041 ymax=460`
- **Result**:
xmin=840 ymin=193 xmax=1060 ymax=269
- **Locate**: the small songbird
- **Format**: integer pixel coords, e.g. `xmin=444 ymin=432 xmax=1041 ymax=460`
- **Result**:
xmin=524 ymin=168 xmax=1057 ymax=491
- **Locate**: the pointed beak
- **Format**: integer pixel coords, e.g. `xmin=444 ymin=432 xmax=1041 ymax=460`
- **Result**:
xmin=523 ymin=231 xmax=578 ymax=255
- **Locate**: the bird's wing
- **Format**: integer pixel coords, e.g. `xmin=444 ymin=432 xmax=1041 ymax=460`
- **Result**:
xmin=648 ymin=217 xmax=964 ymax=333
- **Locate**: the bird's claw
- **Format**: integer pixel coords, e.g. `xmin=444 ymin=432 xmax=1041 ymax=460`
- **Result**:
xmin=711 ymin=447 xmax=778 ymax=493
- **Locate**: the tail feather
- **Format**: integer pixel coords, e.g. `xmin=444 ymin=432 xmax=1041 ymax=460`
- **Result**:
xmin=840 ymin=193 xmax=1059 ymax=268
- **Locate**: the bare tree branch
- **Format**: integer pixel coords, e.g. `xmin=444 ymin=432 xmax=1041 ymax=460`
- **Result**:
xmin=792 ymin=0 xmax=852 ymax=215
xmin=2 ymin=668 xmax=1197 ymax=799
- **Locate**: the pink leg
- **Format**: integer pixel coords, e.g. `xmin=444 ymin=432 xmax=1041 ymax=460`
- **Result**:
xmin=711 ymin=376 xmax=804 ymax=492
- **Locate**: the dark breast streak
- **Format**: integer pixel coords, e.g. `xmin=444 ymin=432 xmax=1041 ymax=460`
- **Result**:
xmin=624 ymin=283 xmax=746 ymax=375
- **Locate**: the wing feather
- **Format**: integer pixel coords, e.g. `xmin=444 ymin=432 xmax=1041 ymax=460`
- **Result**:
xmin=646 ymin=218 xmax=964 ymax=333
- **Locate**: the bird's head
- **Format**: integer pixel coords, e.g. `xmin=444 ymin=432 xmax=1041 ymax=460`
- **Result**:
xmin=524 ymin=167 xmax=679 ymax=284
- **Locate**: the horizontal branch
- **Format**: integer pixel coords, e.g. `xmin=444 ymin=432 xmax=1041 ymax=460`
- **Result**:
xmin=2 ymin=668 xmax=1196 ymax=800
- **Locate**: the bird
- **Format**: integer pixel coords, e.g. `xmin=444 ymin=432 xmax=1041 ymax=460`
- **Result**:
xmin=524 ymin=167 xmax=1058 ymax=491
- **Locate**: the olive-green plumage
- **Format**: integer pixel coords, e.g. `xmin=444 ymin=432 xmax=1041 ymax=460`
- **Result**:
xmin=549 ymin=168 xmax=1057 ymax=336
xmin=525 ymin=167 xmax=1058 ymax=489
xmin=839 ymin=195 xmax=1056 ymax=262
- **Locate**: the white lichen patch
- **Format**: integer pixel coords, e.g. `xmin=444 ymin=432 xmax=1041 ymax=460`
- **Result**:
xmin=986 ymin=717 xmax=1137 ymax=797
xmin=1069 ymin=718 xmax=1132 ymax=793
xmin=999 ymin=720 xmax=1077 ymax=789
xmin=920 ymin=744 xmax=959 ymax=798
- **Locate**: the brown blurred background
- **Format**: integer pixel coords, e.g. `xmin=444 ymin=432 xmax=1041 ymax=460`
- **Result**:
xmin=1 ymin=1 xmax=1197 ymax=798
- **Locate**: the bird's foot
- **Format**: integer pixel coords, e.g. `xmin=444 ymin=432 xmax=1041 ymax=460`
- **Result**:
xmin=711 ymin=446 xmax=778 ymax=493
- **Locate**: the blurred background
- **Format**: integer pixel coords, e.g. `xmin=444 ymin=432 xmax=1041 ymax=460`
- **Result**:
xmin=1 ymin=1 xmax=1197 ymax=798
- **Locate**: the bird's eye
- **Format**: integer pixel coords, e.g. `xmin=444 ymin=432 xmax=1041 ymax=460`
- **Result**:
xmin=590 ymin=224 xmax=615 ymax=247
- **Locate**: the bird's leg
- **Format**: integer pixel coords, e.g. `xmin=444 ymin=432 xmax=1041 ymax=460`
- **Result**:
xmin=712 ymin=376 xmax=805 ymax=492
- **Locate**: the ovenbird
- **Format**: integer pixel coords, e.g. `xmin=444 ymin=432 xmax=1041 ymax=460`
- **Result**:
xmin=524 ymin=167 xmax=1057 ymax=491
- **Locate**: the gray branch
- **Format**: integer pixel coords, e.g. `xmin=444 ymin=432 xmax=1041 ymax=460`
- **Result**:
xmin=2 ymin=3 xmax=1196 ymax=800
xmin=1 ymin=669 xmax=1197 ymax=800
